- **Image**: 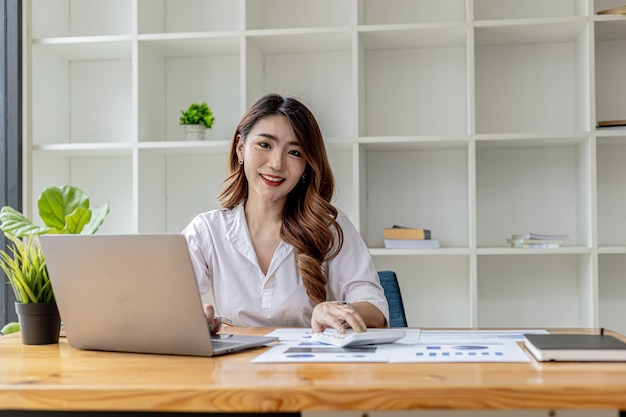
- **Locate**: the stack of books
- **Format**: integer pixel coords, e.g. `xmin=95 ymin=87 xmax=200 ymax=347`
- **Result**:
xmin=507 ymin=233 xmax=569 ymax=249
xmin=383 ymin=225 xmax=439 ymax=249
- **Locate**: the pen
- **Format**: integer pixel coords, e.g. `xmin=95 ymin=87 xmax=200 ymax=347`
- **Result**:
xmin=218 ymin=317 xmax=234 ymax=327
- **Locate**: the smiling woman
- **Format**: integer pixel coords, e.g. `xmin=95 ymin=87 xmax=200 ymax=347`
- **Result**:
xmin=0 ymin=0 xmax=22 ymax=328
xmin=182 ymin=93 xmax=390 ymax=335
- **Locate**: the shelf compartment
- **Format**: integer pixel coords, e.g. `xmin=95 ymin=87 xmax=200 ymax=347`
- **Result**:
xmin=477 ymin=254 xmax=593 ymax=328
xmin=138 ymin=0 xmax=241 ymax=34
xmin=359 ymin=0 xmax=466 ymax=25
xmin=137 ymin=38 xmax=241 ymax=143
xmin=31 ymin=0 xmax=132 ymax=38
xmin=599 ymin=254 xmax=626 ymax=336
xmin=595 ymin=20 xmax=626 ymax=127
xmin=359 ymin=26 xmax=467 ymax=136
xmin=362 ymin=145 xmax=469 ymax=249
xmin=597 ymin=137 xmax=626 ymax=246
xmin=244 ymin=34 xmax=354 ymax=139
xmin=372 ymin=254 xmax=471 ymax=327
xmin=245 ymin=0 xmax=351 ymax=30
xmin=30 ymin=152 xmax=133 ymax=234
xmin=476 ymin=138 xmax=592 ymax=247
xmin=474 ymin=0 xmax=588 ymax=21
xmin=31 ymin=44 xmax=132 ymax=145
xmin=475 ymin=21 xmax=589 ymax=133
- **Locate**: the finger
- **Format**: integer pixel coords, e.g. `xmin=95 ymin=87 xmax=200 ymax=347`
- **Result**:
xmin=204 ymin=304 xmax=221 ymax=334
xmin=311 ymin=310 xmax=347 ymax=334
xmin=343 ymin=315 xmax=367 ymax=333
xmin=311 ymin=320 xmax=325 ymax=334
xmin=335 ymin=305 xmax=367 ymax=333
xmin=327 ymin=311 xmax=364 ymax=334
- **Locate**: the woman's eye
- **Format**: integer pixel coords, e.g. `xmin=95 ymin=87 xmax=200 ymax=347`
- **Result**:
xmin=289 ymin=150 xmax=302 ymax=157
xmin=258 ymin=142 xmax=270 ymax=149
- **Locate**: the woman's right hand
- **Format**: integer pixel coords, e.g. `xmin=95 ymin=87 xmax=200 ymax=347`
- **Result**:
xmin=203 ymin=304 xmax=222 ymax=334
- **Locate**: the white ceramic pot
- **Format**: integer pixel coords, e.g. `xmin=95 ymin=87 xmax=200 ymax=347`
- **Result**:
xmin=183 ymin=124 xmax=206 ymax=141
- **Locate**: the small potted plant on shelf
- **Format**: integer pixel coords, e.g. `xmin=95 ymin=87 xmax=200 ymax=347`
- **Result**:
xmin=0 ymin=185 xmax=110 ymax=345
xmin=179 ymin=102 xmax=215 ymax=141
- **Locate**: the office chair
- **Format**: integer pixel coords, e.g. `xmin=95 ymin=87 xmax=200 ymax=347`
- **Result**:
xmin=377 ymin=270 xmax=408 ymax=327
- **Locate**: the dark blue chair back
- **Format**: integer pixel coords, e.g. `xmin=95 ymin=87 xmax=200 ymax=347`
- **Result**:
xmin=377 ymin=270 xmax=408 ymax=327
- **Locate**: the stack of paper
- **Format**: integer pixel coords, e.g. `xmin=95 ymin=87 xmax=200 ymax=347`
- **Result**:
xmin=507 ymin=233 xmax=569 ymax=248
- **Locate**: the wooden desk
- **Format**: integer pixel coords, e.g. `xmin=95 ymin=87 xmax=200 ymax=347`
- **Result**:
xmin=1 ymin=328 xmax=626 ymax=414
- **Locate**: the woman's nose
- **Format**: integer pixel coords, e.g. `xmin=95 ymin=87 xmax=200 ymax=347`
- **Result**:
xmin=267 ymin=151 xmax=284 ymax=170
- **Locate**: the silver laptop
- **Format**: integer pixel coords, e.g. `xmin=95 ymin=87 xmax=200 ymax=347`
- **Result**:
xmin=40 ymin=234 xmax=277 ymax=357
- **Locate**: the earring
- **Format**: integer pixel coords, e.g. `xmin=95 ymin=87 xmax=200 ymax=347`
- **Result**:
xmin=301 ymin=172 xmax=307 ymax=184
xmin=238 ymin=160 xmax=243 ymax=165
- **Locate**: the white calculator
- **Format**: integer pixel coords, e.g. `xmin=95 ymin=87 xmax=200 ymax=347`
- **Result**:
xmin=311 ymin=328 xmax=406 ymax=347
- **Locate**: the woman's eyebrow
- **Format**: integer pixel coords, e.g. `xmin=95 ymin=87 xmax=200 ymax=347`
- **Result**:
xmin=254 ymin=132 xmax=301 ymax=147
xmin=254 ymin=132 xmax=278 ymax=140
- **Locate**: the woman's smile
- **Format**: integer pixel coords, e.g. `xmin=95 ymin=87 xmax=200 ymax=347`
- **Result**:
xmin=260 ymin=173 xmax=285 ymax=187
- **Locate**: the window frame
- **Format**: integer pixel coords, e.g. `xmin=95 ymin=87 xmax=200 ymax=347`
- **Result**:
xmin=0 ymin=0 xmax=22 ymax=327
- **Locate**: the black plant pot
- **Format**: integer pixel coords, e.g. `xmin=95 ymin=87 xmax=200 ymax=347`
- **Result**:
xmin=15 ymin=302 xmax=61 ymax=345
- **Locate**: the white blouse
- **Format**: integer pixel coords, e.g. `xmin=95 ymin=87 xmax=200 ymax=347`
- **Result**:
xmin=181 ymin=203 xmax=389 ymax=327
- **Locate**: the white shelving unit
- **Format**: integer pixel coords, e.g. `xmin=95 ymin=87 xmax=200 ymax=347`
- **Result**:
xmin=23 ymin=0 xmax=626 ymax=333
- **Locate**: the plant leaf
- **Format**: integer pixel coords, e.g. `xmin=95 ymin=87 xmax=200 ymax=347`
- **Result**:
xmin=82 ymin=203 xmax=110 ymax=234
xmin=0 ymin=235 xmax=50 ymax=303
xmin=38 ymin=185 xmax=89 ymax=230
xmin=0 ymin=206 xmax=49 ymax=237
xmin=64 ymin=207 xmax=91 ymax=234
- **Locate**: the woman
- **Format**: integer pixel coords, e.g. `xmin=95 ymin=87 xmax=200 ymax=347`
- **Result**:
xmin=182 ymin=93 xmax=388 ymax=334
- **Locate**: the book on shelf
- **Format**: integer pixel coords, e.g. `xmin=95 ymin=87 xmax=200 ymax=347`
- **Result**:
xmin=597 ymin=120 xmax=626 ymax=129
xmin=383 ymin=225 xmax=431 ymax=240
xmin=524 ymin=333 xmax=626 ymax=362
xmin=384 ymin=239 xmax=440 ymax=249
xmin=597 ymin=5 xmax=626 ymax=15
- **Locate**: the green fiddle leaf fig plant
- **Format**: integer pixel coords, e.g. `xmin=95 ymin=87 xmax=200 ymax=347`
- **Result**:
xmin=179 ymin=102 xmax=215 ymax=129
xmin=0 ymin=185 xmax=110 ymax=237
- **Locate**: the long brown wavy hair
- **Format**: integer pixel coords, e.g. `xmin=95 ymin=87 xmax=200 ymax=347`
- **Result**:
xmin=219 ymin=93 xmax=343 ymax=304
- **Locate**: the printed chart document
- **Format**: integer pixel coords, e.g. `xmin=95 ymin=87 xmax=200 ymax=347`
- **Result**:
xmin=253 ymin=328 xmax=546 ymax=363
xmin=388 ymin=329 xmax=548 ymax=363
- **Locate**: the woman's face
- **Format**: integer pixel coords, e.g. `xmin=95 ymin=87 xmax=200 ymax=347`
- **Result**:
xmin=236 ymin=115 xmax=307 ymax=206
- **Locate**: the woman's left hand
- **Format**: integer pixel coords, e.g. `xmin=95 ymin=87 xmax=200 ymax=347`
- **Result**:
xmin=311 ymin=301 xmax=367 ymax=333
